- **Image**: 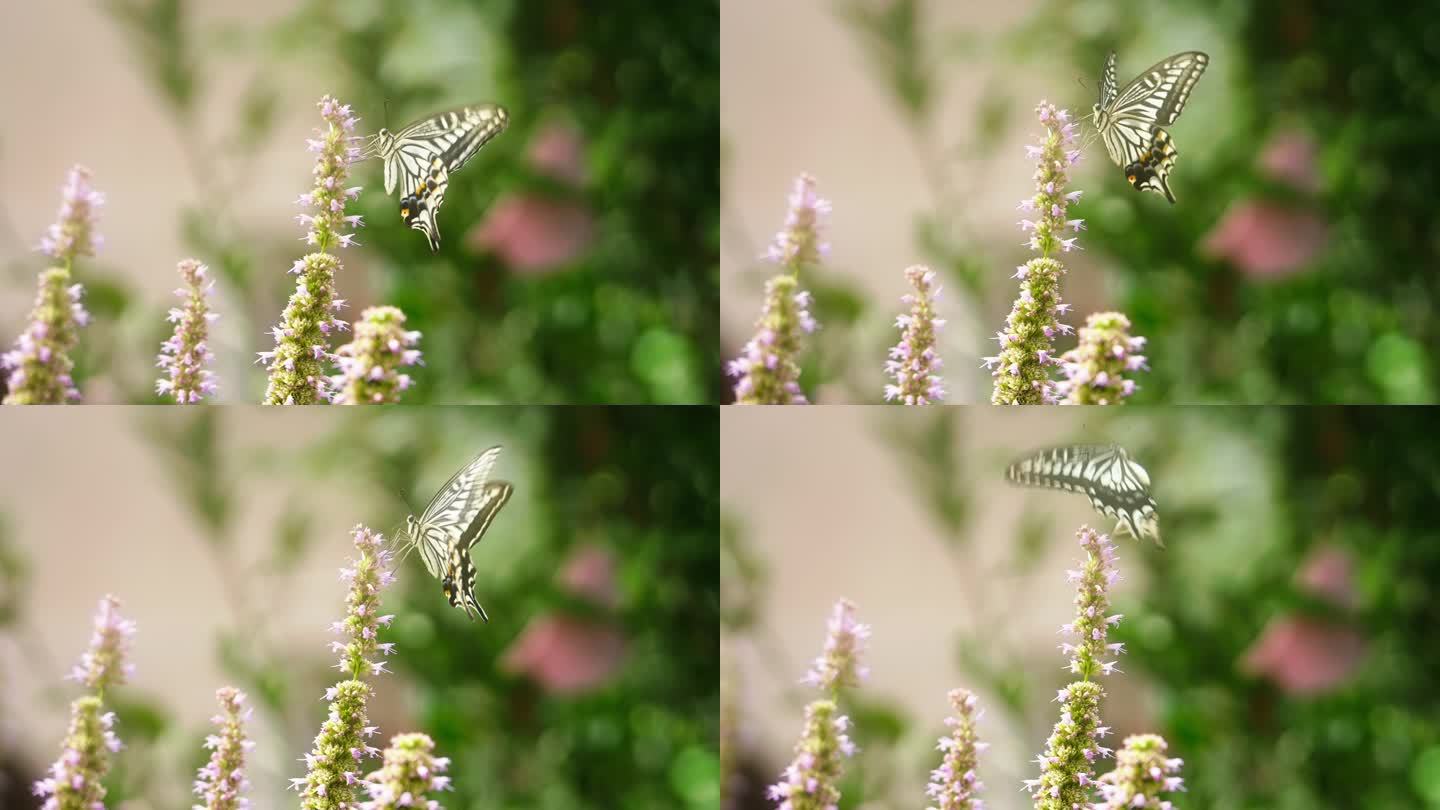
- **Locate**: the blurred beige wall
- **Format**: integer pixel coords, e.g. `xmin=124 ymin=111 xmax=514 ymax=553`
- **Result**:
xmin=721 ymin=407 xmax=1159 ymax=809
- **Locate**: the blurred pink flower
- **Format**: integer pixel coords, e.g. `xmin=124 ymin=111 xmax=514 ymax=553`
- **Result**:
xmin=1295 ymin=544 xmax=1359 ymax=610
xmin=501 ymin=615 xmax=625 ymax=694
xmin=467 ymin=194 xmax=595 ymax=272
xmin=559 ymin=545 xmax=619 ymax=608
xmin=1202 ymin=200 xmax=1327 ymax=278
xmin=1241 ymin=616 xmax=1365 ymax=695
xmin=1259 ymin=130 xmax=1321 ymax=193
xmin=528 ymin=124 xmax=586 ymax=188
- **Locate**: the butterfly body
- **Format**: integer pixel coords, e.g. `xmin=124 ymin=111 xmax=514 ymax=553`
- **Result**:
xmin=1092 ymin=51 xmax=1208 ymax=203
xmin=1006 ymin=444 xmax=1160 ymax=544
xmin=400 ymin=445 xmax=514 ymax=621
xmin=368 ymin=104 xmax=509 ymax=251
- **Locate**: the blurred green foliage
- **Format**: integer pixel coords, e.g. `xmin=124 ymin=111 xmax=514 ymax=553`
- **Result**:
xmin=17 ymin=0 xmax=718 ymax=403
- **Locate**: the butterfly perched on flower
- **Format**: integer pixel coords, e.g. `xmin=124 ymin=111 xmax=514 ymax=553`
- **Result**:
xmin=399 ymin=445 xmax=513 ymax=620
xmin=364 ymin=104 xmax=509 ymax=251
xmin=1005 ymin=443 xmax=1161 ymax=545
xmin=1091 ymin=51 xmax=1208 ymax=203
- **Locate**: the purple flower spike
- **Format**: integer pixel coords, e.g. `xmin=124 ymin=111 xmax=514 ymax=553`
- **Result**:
xmin=193 ymin=687 xmax=254 ymax=810
xmin=991 ymin=101 xmax=1083 ymax=405
xmin=359 ymin=733 xmax=452 ymax=809
xmin=884 ymin=265 xmax=946 ymax=405
xmin=1055 ymin=312 xmax=1149 ymax=405
xmin=728 ymin=274 xmax=817 ymax=404
xmin=34 ymin=697 xmax=121 ymax=810
xmin=264 ymin=95 xmax=364 ymax=405
xmin=769 ymin=600 xmax=867 ymax=810
xmin=39 ymin=165 xmax=104 ymax=263
xmin=331 ymin=306 xmax=423 ymax=404
xmin=156 ymin=259 xmax=219 ymax=404
xmin=766 ymin=173 xmax=830 ymax=271
xmin=1095 ymin=734 xmax=1185 ymax=809
xmin=69 ymin=594 xmax=136 ymax=690
xmin=925 ymin=688 xmax=987 ymax=810
xmin=297 ymin=525 xmax=396 ymax=809
xmin=3 ymin=268 xmax=88 ymax=404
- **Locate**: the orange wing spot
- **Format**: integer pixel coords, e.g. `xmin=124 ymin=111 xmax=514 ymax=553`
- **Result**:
xmin=1127 ymin=175 xmax=1136 ymax=183
xmin=401 ymin=208 xmax=410 ymax=217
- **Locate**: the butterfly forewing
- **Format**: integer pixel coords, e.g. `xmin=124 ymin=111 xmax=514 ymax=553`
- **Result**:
xmin=1006 ymin=444 xmax=1160 ymax=544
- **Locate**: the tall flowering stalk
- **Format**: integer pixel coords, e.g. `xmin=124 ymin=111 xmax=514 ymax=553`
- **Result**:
xmin=884 ymin=265 xmax=946 ymax=404
xmin=925 ymin=688 xmax=987 ymax=810
xmin=260 ymin=95 xmax=363 ymax=404
xmin=157 ymin=259 xmax=219 ymax=403
xmin=1024 ymin=527 xmax=1121 ymax=808
xmin=331 ymin=306 xmax=423 ymax=404
xmin=359 ymin=733 xmax=452 ymax=809
xmin=192 ymin=687 xmax=254 ymax=810
xmin=728 ymin=174 xmax=828 ymax=404
xmin=2 ymin=269 xmax=89 ymax=404
xmin=987 ymin=102 xmax=1082 ymax=405
xmin=4 ymin=165 xmax=101 ymax=404
xmin=1095 ymin=735 xmax=1184 ymax=809
xmin=1055 ymin=312 xmax=1148 ymax=404
xmin=291 ymin=525 xmax=395 ymax=808
xmin=768 ymin=599 xmax=868 ymax=810
xmin=34 ymin=595 xmax=135 ymax=810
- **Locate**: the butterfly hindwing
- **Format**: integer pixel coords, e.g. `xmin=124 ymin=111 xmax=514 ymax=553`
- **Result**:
xmin=1005 ymin=444 xmax=1160 ymax=544
xmin=1124 ymin=129 xmax=1179 ymax=203
xmin=400 ymin=158 xmax=449 ymax=252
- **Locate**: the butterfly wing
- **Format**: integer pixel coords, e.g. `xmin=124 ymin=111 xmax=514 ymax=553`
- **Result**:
xmin=1006 ymin=444 xmax=1160 ymax=544
xmin=1124 ymin=128 xmax=1179 ymax=203
xmin=401 ymin=157 xmax=449 ymax=251
xmin=441 ymin=480 xmax=513 ymax=622
xmin=409 ymin=446 xmax=504 ymax=577
xmin=1098 ymin=51 xmax=1119 ymax=110
xmin=1097 ymin=51 xmax=1208 ymax=173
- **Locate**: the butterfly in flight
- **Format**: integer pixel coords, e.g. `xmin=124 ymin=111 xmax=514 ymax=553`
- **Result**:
xmin=1091 ymin=51 xmax=1208 ymax=203
xmin=399 ymin=445 xmax=514 ymax=620
xmin=1005 ymin=443 xmax=1161 ymax=545
xmin=364 ymin=104 xmax=509 ymax=251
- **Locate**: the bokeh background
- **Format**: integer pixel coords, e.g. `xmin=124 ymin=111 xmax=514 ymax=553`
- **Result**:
xmin=722 ymin=405 xmax=1440 ymax=808
xmin=1 ymin=1 xmax=718 ymax=404
xmin=0 ymin=406 xmax=718 ymax=809
xmin=721 ymin=0 xmax=1437 ymax=403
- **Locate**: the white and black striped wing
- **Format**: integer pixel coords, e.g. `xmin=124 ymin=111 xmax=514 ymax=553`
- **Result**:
xmin=1097 ymin=51 xmax=1208 ymax=170
xmin=1098 ymin=50 xmax=1119 ymax=110
xmin=378 ymin=104 xmax=508 ymax=250
xmin=383 ymin=105 xmax=508 ymax=198
xmin=1006 ymin=444 xmax=1160 ymax=543
xmin=410 ymin=446 xmax=504 ymax=578
xmin=441 ymin=481 xmax=513 ymax=622
xmin=401 ymin=157 xmax=449 ymax=252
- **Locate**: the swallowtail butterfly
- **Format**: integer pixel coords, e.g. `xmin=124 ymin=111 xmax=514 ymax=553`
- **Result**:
xmin=365 ymin=104 xmax=509 ymax=251
xmin=400 ymin=445 xmax=513 ymax=620
xmin=1092 ymin=51 xmax=1208 ymax=203
xmin=1005 ymin=444 xmax=1160 ymax=544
